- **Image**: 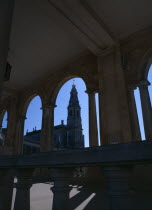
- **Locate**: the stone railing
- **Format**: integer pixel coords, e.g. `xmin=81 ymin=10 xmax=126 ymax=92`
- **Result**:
xmin=1 ymin=140 xmax=152 ymax=210
xmin=0 ymin=145 xmax=14 ymax=155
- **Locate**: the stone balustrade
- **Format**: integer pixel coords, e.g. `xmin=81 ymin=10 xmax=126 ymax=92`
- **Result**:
xmin=0 ymin=141 xmax=152 ymax=210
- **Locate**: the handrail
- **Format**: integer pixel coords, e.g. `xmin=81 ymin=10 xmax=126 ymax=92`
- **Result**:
xmin=0 ymin=140 xmax=152 ymax=168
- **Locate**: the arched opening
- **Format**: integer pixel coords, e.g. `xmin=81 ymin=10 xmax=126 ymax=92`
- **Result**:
xmin=134 ymin=64 xmax=152 ymax=140
xmin=0 ymin=111 xmax=8 ymax=144
xmin=23 ymin=95 xmax=42 ymax=154
xmin=54 ymin=78 xmax=89 ymax=148
xmin=148 ymin=64 xmax=152 ymax=103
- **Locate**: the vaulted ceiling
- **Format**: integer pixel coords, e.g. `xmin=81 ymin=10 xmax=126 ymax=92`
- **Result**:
xmin=6 ymin=0 xmax=152 ymax=90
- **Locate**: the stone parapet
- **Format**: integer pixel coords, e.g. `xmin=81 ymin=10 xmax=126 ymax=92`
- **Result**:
xmin=0 ymin=141 xmax=152 ymax=168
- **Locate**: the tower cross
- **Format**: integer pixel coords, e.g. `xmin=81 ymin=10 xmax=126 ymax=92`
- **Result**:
xmin=72 ymin=79 xmax=75 ymax=87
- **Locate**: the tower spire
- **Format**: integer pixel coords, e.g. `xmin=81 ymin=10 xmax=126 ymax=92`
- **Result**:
xmin=67 ymin=84 xmax=81 ymax=125
xmin=67 ymin=84 xmax=84 ymax=148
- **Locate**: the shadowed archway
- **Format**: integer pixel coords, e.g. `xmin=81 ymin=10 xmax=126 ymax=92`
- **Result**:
xmin=54 ymin=78 xmax=89 ymax=147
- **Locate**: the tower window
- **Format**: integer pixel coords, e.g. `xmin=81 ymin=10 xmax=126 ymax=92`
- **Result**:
xmin=70 ymin=110 xmax=72 ymax=116
xmin=77 ymin=110 xmax=79 ymax=117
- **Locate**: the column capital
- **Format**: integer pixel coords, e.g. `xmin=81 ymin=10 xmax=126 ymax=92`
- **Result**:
xmin=138 ymin=80 xmax=151 ymax=88
xmin=41 ymin=103 xmax=57 ymax=110
xmin=127 ymin=83 xmax=138 ymax=91
xmin=85 ymin=89 xmax=97 ymax=95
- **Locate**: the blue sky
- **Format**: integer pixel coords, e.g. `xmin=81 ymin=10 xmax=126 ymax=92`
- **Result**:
xmin=22 ymin=78 xmax=99 ymax=147
xmin=2 ymin=65 xmax=152 ymax=145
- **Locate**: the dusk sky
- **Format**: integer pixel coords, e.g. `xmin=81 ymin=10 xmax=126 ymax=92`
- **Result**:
xmin=2 ymin=65 xmax=152 ymax=146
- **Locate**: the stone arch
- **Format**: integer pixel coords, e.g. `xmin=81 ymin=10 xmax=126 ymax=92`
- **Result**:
xmin=134 ymin=49 xmax=152 ymax=141
xmin=50 ymin=75 xmax=89 ymax=106
xmin=21 ymin=93 xmax=44 ymax=118
xmin=14 ymin=93 xmax=43 ymax=154
xmin=52 ymin=76 xmax=89 ymax=148
xmin=138 ymin=48 xmax=152 ymax=80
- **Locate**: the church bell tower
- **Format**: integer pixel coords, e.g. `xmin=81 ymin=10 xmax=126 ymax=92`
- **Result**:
xmin=67 ymin=84 xmax=84 ymax=148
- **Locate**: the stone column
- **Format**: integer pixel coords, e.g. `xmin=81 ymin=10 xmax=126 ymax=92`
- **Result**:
xmin=98 ymin=48 xmax=132 ymax=144
xmin=0 ymin=0 xmax=15 ymax=98
xmin=14 ymin=169 xmax=33 ymax=210
xmin=103 ymin=166 xmax=133 ymax=210
xmin=138 ymin=80 xmax=152 ymax=140
xmin=50 ymin=168 xmax=73 ymax=210
xmin=0 ymin=169 xmax=14 ymax=210
xmin=40 ymin=104 xmax=56 ymax=152
xmin=86 ymin=89 xmax=98 ymax=146
xmin=15 ymin=115 xmax=26 ymax=154
xmin=5 ymin=96 xmax=18 ymax=149
xmin=127 ymin=85 xmax=141 ymax=141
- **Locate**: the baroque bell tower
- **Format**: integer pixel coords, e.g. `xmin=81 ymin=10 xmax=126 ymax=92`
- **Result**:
xmin=67 ymin=83 xmax=84 ymax=148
